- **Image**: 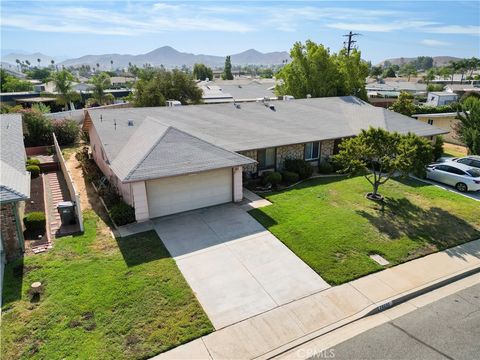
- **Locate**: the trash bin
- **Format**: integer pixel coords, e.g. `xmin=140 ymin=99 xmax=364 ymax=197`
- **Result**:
xmin=57 ymin=201 xmax=76 ymax=225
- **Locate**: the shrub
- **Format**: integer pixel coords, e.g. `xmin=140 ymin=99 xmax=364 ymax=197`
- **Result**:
xmin=109 ymin=201 xmax=135 ymax=226
xmin=53 ymin=119 xmax=80 ymax=146
xmin=284 ymin=159 xmax=313 ymax=179
xmin=22 ymin=109 xmax=53 ymax=147
xmin=24 ymin=212 xmax=46 ymax=234
xmin=26 ymin=165 xmax=40 ymax=178
xmin=318 ymin=161 xmax=333 ymax=174
xmin=263 ymin=171 xmax=282 ymax=186
xmin=75 ymin=146 xmax=90 ymax=163
xmin=432 ymin=135 xmax=444 ymax=161
xmin=281 ymin=171 xmax=299 ymax=184
xmin=26 ymin=158 xmax=41 ymax=166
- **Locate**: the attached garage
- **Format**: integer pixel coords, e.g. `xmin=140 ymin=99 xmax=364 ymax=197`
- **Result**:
xmin=146 ymin=168 xmax=233 ymax=218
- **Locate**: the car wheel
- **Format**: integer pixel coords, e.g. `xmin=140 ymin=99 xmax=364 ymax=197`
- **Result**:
xmin=455 ymin=182 xmax=468 ymax=192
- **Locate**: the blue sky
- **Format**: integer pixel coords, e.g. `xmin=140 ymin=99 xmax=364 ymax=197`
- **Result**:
xmin=1 ymin=0 xmax=479 ymax=63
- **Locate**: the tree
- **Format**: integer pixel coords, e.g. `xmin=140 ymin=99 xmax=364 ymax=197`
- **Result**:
xmin=0 ymin=69 xmax=34 ymax=92
xmin=222 ymin=56 xmax=233 ymax=80
xmin=22 ymin=109 xmax=54 ymax=146
xmin=131 ymin=68 xmax=202 ymax=107
xmin=275 ymin=41 xmax=340 ymax=98
xmin=88 ymin=72 xmax=115 ymax=106
xmin=37 ymin=58 xmax=41 ymax=67
xmin=110 ymin=59 xmax=114 ymax=70
xmin=399 ymin=63 xmax=417 ymax=81
xmin=26 ymin=67 xmax=51 ymax=82
xmin=370 ymin=66 xmax=383 ymax=78
xmin=422 ymin=68 xmax=435 ymax=85
xmin=193 ymin=63 xmax=213 ymax=81
xmin=383 ymin=67 xmax=396 ymax=78
xmin=335 ymin=49 xmax=369 ymax=100
xmin=333 ymin=127 xmax=433 ymax=198
xmin=50 ymin=69 xmax=79 ymax=110
xmin=389 ymin=91 xmax=416 ymax=116
xmin=455 ymin=96 xmax=480 ymax=155
xmin=50 ymin=59 xmax=55 ymax=69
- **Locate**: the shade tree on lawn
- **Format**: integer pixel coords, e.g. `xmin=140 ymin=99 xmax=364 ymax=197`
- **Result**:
xmin=333 ymin=127 xmax=433 ymax=199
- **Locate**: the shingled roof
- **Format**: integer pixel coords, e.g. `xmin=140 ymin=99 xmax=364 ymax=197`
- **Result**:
xmin=0 ymin=114 xmax=30 ymax=202
xmin=110 ymin=117 xmax=255 ymax=182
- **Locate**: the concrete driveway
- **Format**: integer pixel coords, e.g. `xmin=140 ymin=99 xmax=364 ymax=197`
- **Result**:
xmin=153 ymin=204 xmax=329 ymax=329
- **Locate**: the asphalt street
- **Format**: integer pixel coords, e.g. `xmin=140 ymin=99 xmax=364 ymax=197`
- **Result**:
xmin=322 ymin=283 xmax=480 ymax=360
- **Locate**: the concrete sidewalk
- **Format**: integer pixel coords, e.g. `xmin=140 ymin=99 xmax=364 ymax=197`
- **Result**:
xmin=153 ymin=239 xmax=480 ymax=360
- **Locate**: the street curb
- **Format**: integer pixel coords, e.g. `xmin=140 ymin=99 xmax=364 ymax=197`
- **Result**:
xmin=258 ymin=264 xmax=480 ymax=360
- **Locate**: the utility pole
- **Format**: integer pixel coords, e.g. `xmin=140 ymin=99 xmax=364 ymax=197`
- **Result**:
xmin=343 ymin=31 xmax=361 ymax=56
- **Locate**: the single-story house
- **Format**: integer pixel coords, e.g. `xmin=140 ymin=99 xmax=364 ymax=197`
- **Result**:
xmin=83 ymin=96 xmax=446 ymax=221
xmin=426 ymin=92 xmax=459 ymax=106
xmin=0 ymin=114 xmax=30 ymax=261
xmin=444 ymin=84 xmax=480 ymax=97
xmin=412 ymin=112 xmax=463 ymax=145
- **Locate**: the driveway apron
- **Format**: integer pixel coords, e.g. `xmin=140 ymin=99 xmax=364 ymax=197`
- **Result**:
xmin=153 ymin=203 xmax=330 ymax=329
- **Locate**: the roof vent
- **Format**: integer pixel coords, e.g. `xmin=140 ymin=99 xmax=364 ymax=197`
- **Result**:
xmin=306 ymin=94 xmax=312 ymax=98
xmin=283 ymin=95 xmax=294 ymax=101
xmin=234 ymin=103 xmax=241 ymax=109
xmin=128 ymin=120 xmax=134 ymax=126
xmin=269 ymin=105 xmax=276 ymax=111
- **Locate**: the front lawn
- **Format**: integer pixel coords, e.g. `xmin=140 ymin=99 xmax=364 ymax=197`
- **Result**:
xmin=1 ymin=211 xmax=213 ymax=360
xmin=249 ymin=176 xmax=480 ymax=285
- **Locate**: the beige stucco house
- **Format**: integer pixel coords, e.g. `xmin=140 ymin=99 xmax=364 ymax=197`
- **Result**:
xmin=412 ymin=112 xmax=463 ymax=145
xmin=83 ymin=96 xmax=446 ymax=222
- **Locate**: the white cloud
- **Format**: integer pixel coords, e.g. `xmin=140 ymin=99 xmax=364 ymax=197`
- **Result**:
xmin=419 ymin=39 xmax=451 ymax=47
xmin=326 ymin=21 xmax=437 ymax=32
xmin=424 ymin=25 xmax=480 ymax=35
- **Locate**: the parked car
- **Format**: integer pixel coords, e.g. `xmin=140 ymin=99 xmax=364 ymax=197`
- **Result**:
xmin=436 ymin=155 xmax=480 ymax=170
xmin=425 ymin=162 xmax=480 ymax=192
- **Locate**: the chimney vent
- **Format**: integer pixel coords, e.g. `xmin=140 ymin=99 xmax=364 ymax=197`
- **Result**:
xmin=128 ymin=120 xmax=134 ymax=126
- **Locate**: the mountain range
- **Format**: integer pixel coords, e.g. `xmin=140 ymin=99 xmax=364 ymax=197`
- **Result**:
xmin=1 ymin=52 xmax=69 ymax=66
xmin=379 ymin=56 xmax=462 ymax=67
xmin=1 ymin=47 xmax=290 ymax=69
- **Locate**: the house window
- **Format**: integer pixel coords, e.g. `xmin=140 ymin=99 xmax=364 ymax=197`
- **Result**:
xmin=304 ymin=142 xmax=320 ymax=160
xmin=427 ymin=119 xmax=434 ymax=125
xmin=257 ymin=148 xmax=276 ymax=169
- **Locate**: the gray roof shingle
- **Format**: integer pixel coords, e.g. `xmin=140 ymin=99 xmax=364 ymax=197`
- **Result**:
xmin=89 ymin=96 xmax=447 ymax=158
xmin=110 ymin=117 xmax=255 ymax=182
xmin=1 ymin=114 xmax=30 ymax=202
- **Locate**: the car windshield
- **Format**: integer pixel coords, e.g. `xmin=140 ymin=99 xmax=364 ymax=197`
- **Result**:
xmin=467 ymin=169 xmax=480 ymax=177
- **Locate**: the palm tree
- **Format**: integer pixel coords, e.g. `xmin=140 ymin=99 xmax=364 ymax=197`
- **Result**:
xmin=422 ymin=68 xmax=435 ymax=86
xmin=50 ymin=69 xmax=78 ymax=111
xmin=96 ymin=63 xmax=100 ymax=72
xmin=37 ymin=58 xmax=41 ymax=68
xmin=110 ymin=59 xmax=113 ymax=71
xmin=15 ymin=59 xmax=20 ymax=71
xmin=88 ymin=72 xmax=115 ymax=106
xmin=25 ymin=60 xmax=31 ymax=69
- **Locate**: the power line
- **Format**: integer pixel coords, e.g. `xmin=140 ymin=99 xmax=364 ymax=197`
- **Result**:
xmin=343 ymin=31 xmax=361 ymax=56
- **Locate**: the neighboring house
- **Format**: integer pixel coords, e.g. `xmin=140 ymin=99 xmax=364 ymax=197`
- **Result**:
xmin=199 ymin=79 xmax=277 ymax=104
xmin=366 ymin=81 xmax=427 ymax=108
xmin=444 ymin=84 xmax=480 ymax=97
xmin=83 ymin=96 xmax=446 ymax=222
xmin=425 ymin=92 xmax=459 ymax=106
xmin=0 ymin=114 xmax=30 ymax=261
xmin=110 ymin=76 xmax=135 ymax=88
xmin=412 ymin=112 xmax=463 ymax=145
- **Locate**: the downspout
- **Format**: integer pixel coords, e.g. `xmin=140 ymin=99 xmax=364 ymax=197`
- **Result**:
xmin=13 ymin=202 xmax=25 ymax=253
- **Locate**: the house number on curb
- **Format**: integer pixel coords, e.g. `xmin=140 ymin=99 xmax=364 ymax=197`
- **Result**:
xmin=377 ymin=301 xmax=393 ymax=311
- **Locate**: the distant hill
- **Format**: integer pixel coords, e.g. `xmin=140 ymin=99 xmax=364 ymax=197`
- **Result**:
xmin=57 ymin=46 xmax=290 ymax=69
xmin=1 ymin=52 xmax=69 ymax=66
xmin=379 ymin=56 xmax=462 ymax=67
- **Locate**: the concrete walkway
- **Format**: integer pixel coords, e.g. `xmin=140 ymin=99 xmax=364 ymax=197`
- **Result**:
xmin=153 ymin=204 xmax=330 ymax=329
xmin=153 ymin=239 xmax=480 ymax=360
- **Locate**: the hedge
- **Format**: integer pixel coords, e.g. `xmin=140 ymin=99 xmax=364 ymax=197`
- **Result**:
xmin=284 ymin=159 xmax=313 ymax=180
xmin=109 ymin=201 xmax=135 ymax=226
xmin=26 ymin=165 xmax=40 ymax=178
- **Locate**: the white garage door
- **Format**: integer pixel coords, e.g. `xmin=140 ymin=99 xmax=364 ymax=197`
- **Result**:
xmin=146 ymin=168 xmax=233 ymax=218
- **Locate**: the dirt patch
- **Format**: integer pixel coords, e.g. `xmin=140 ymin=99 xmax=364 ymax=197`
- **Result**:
xmin=444 ymin=142 xmax=468 ymax=157
xmin=64 ymin=148 xmax=110 ymax=224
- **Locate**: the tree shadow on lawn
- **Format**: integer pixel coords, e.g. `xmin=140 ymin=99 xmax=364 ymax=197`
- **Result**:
xmin=115 ymin=230 xmax=170 ymax=267
xmin=356 ymin=197 xmax=480 ymax=261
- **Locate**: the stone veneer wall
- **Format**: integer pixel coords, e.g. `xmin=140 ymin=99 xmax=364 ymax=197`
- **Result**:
xmin=276 ymin=144 xmax=305 ymax=170
xmin=238 ymin=150 xmax=257 ymax=174
xmin=0 ymin=203 xmax=22 ymax=261
xmin=320 ymin=140 xmax=335 ymax=160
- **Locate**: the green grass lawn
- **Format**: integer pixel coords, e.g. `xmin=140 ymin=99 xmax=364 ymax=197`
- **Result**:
xmin=1 ymin=211 xmax=213 ymax=360
xmin=249 ymin=176 xmax=480 ymax=285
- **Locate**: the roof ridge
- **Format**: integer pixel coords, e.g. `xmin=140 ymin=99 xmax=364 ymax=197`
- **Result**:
xmin=123 ymin=117 xmax=172 ymax=181
xmin=167 ymin=126 xmax=257 ymax=164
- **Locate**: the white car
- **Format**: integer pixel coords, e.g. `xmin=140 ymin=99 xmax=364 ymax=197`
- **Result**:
xmin=425 ymin=162 xmax=480 ymax=192
xmin=437 ymin=155 xmax=480 ymax=170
